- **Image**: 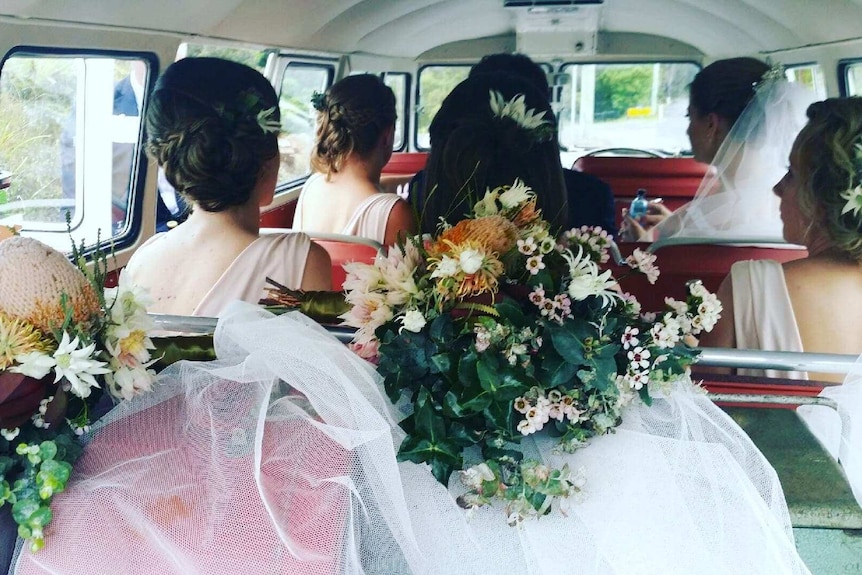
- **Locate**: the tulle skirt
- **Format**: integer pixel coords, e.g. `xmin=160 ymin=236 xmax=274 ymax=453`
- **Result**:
xmin=11 ymin=302 xmax=810 ymax=574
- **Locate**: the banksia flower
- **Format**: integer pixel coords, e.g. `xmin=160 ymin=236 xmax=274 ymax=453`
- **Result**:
xmin=437 ymin=215 xmax=519 ymax=256
xmin=0 ymin=237 xmax=102 ymax=334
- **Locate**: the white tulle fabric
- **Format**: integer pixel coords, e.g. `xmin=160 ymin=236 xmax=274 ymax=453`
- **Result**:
xmin=798 ymin=357 xmax=862 ymax=506
xmin=655 ymin=78 xmax=816 ymax=243
xmin=11 ymin=302 xmax=809 ymax=574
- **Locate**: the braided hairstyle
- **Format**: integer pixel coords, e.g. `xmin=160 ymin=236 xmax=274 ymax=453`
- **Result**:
xmin=793 ymin=98 xmax=862 ymax=261
xmin=689 ymin=57 xmax=770 ymax=125
xmin=145 ymin=57 xmax=280 ymax=212
xmin=310 ymin=74 xmax=396 ymax=176
xmin=421 ymin=72 xmax=567 ymax=234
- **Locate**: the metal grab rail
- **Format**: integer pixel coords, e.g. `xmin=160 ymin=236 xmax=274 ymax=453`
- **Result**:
xmin=149 ymin=314 xmax=862 ymax=373
xmin=696 ymin=348 xmax=861 ymax=375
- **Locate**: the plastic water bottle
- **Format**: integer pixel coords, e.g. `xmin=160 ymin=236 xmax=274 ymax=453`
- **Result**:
xmin=629 ymin=189 xmax=649 ymax=220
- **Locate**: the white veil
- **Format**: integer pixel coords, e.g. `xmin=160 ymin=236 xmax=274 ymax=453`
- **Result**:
xmin=10 ymin=302 xmax=809 ymax=574
xmin=655 ymin=74 xmax=817 ymax=243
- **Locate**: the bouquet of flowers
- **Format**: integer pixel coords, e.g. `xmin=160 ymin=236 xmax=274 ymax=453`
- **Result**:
xmin=341 ymin=180 xmax=722 ymax=524
xmin=0 ymin=234 xmax=156 ymax=551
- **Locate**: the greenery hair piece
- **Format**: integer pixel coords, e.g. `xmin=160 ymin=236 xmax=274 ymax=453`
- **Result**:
xmin=311 ymin=91 xmax=328 ymax=112
xmin=214 ymin=88 xmax=281 ymax=135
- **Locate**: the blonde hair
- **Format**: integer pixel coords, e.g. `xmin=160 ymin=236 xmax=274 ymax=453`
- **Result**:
xmin=310 ymin=74 xmax=395 ymax=176
xmin=793 ymin=98 xmax=862 ymax=260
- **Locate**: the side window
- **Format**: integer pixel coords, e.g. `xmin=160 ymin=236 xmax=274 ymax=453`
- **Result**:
xmin=785 ymin=64 xmax=827 ymax=99
xmin=277 ymin=63 xmax=333 ymax=185
xmin=416 ymin=65 xmax=470 ymax=149
xmin=557 ymin=62 xmax=699 ymax=157
xmin=0 ymin=50 xmax=151 ymax=252
xmin=843 ymin=61 xmax=862 ymax=97
xmin=383 ymin=72 xmax=410 ymax=151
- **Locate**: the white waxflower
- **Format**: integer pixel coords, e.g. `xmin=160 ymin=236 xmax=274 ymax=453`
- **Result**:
xmin=398 ymin=309 xmax=427 ymax=333
xmin=50 ymin=332 xmax=111 ymax=398
xmin=498 ymin=179 xmax=533 ymax=209
xmin=459 ymin=249 xmax=484 ymax=274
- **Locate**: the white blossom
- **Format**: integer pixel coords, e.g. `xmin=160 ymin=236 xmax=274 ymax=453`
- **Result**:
xmin=398 ymin=309 xmax=427 ymax=333
xmin=459 ymin=249 xmax=485 ymax=274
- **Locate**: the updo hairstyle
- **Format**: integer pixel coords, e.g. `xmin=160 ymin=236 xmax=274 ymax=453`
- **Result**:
xmin=145 ymin=57 xmax=280 ymax=212
xmin=792 ymin=98 xmax=862 ymax=260
xmin=421 ymin=72 xmax=567 ymax=233
xmin=689 ymin=57 xmax=770 ymax=124
xmin=310 ymin=74 xmax=396 ymax=176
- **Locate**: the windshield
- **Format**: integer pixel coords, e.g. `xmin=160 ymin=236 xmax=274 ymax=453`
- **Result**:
xmin=557 ymin=62 xmax=700 ymax=157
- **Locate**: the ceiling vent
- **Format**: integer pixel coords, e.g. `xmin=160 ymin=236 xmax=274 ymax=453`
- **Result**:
xmin=504 ymin=1 xmax=604 ymax=8
xmin=506 ymin=0 xmax=602 ymax=56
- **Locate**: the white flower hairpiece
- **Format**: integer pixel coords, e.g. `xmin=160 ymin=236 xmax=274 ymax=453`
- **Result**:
xmin=840 ymin=142 xmax=862 ymax=219
xmin=489 ymin=90 xmax=550 ymax=132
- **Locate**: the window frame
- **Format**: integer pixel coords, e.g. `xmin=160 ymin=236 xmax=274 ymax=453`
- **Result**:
xmin=555 ymin=58 xmax=701 ymax=155
xmin=272 ymin=57 xmax=336 ymax=192
xmin=413 ymin=63 xmax=472 ymax=151
xmin=382 ymin=71 xmax=411 ymax=152
xmin=838 ymin=58 xmax=862 ymax=97
xmin=0 ymin=45 xmax=159 ymax=254
xmin=783 ymin=61 xmax=827 ymax=99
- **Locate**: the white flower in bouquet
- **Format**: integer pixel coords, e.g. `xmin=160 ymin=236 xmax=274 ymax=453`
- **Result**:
xmin=430 ymin=255 xmax=460 ymax=279
xmin=458 ymin=248 xmax=485 ymax=274
xmin=398 ymin=309 xmax=427 ymax=333
xmin=498 ymin=178 xmax=532 ymax=209
xmin=50 ymin=333 xmax=111 ymax=398
xmin=563 ymin=247 xmax=619 ymax=304
xmin=10 ymin=350 xmax=55 ymax=380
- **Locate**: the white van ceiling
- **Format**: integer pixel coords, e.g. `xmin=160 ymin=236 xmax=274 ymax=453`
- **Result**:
xmin=3 ymin=0 xmax=862 ymax=58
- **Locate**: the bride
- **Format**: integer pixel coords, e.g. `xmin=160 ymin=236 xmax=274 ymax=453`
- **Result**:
xmin=9 ymin=75 xmax=811 ymax=575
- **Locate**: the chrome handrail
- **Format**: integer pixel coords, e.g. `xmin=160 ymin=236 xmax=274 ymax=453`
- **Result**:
xmin=149 ymin=314 xmax=862 ymax=374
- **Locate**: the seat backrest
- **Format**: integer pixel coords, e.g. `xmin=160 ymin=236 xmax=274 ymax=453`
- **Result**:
xmin=312 ymin=237 xmax=382 ymax=291
xmin=260 ymin=199 xmax=297 ymax=229
xmin=381 ymin=152 xmax=428 ymax=175
xmin=615 ymin=242 xmax=807 ymax=311
xmin=573 ymin=157 xmax=709 ymax=229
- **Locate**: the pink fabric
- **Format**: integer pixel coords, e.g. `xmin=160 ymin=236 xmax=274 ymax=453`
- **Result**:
xmin=13 ymin=395 xmax=349 ymax=574
xmin=193 ymin=233 xmax=311 ymax=317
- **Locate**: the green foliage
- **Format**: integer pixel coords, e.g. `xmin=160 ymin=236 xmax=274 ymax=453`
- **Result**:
xmin=594 ymin=65 xmax=652 ymax=121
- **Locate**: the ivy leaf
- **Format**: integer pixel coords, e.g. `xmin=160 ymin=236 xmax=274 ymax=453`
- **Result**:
xmin=550 ymin=326 xmax=585 ymax=365
xmin=397 ymin=434 xmax=462 ymax=485
xmin=413 ymin=388 xmax=445 ymax=441
xmin=541 ymin=355 xmax=578 ymax=387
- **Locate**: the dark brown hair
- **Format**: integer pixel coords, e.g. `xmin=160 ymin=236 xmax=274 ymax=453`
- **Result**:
xmin=421 ymin=72 xmax=567 ymax=233
xmin=310 ymin=74 xmax=396 ymax=176
xmin=145 ymin=57 xmax=279 ymax=212
xmin=689 ymin=57 xmax=770 ymax=124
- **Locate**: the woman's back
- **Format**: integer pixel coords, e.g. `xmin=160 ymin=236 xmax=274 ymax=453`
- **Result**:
xmin=298 ymin=74 xmax=415 ymax=245
xmin=784 ymin=258 xmax=862 ymax=375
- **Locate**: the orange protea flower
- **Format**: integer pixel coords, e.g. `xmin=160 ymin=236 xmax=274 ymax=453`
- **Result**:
xmin=0 ymin=236 xmax=102 ymax=334
xmin=436 ymin=216 xmax=519 ymax=256
xmin=512 ymin=198 xmax=542 ymax=228
xmin=0 ymin=312 xmax=51 ymax=370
